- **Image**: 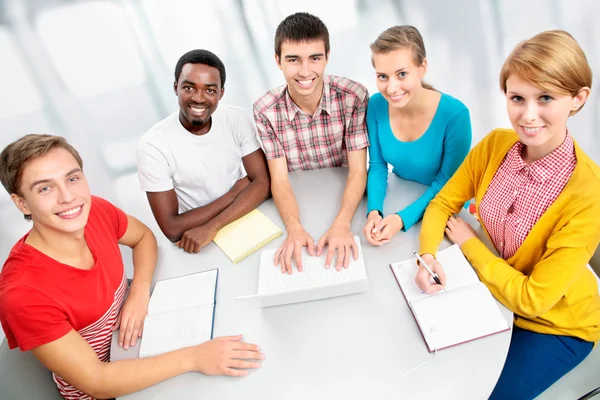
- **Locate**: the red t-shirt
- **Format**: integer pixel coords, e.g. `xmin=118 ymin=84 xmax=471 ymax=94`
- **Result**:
xmin=0 ymin=196 xmax=129 ymax=399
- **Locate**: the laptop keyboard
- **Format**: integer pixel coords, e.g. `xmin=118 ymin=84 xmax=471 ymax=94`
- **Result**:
xmin=258 ymin=236 xmax=367 ymax=294
xmin=262 ymin=263 xmax=365 ymax=293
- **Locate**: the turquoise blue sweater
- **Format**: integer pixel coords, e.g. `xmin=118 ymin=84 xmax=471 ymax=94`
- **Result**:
xmin=366 ymin=92 xmax=472 ymax=231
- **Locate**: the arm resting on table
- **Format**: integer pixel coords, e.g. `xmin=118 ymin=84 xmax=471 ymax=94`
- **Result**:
xmin=32 ymin=330 xmax=193 ymax=399
xmin=333 ymin=149 xmax=367 ymax=228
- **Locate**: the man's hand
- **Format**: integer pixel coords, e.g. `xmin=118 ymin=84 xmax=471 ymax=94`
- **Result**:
xmin=363 ymin=210 xmax=384 ymax=246
xmin=371 ymin=214 xmax=403 ymax=244
xmin=445 ymin=216 xmax=477 ymax=246
xmin=317 ymin=223 xmax=358 ymax=271
xmin=114 ymin=283 xmax=150 ymax=349
xmin=274 ymin=225 xmax=315 ymax=274
xmin=177 ymin=224 xmax=219 ymax=253
xmin=414 ymin=253 xmax=447 ymax=294
xmin=190 ymin=335 xmax=264 ymax=377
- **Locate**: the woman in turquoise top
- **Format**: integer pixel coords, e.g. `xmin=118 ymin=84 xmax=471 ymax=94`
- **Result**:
xmin=363 ymin=26 xmax=472 ymax=245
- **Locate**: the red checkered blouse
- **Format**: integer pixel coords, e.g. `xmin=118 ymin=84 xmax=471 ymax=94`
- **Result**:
xmin=478 ymin=131 xmax=576 ymax=259
xmin=253 ymin=75 xmax=369 ymax=172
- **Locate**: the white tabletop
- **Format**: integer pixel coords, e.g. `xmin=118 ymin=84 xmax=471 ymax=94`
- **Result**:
xmin=111 ymin=167 xmax=513 ymax=400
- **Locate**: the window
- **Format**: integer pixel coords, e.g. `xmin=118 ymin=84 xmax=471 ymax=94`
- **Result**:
xmin=0 ymin=29 xmax=43 ymax=119
xmin=35 ymin=2 xmax=146 ymax=97
xmin=141 ymin=0 xmax=227 ymax=70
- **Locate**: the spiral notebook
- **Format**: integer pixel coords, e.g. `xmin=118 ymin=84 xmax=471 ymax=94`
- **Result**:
xmin=213 ymin=209 xmax=283 ymax=263
xmin=390 ymin=245 xmax=510 ymax=352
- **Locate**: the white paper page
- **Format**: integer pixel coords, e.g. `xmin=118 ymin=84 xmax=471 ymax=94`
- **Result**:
xmin=436 ymin=245 xmax=480 ymax=287
xmin=390 ymin=244 xmax=480 ymax=303
xmin=257 ymin=236 xmax=366 ymax=294
xmin=390 ymin=260 xmax=429 ymax=303
xmin=139 ymin=304 xmax=215 ymax=358
xmin=410 ymin=282 xmax=509 ymax=351
xmin=148 ymin=269 xmax=217 ymax=314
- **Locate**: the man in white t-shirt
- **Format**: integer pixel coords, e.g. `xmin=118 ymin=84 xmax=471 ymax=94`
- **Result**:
xmin=137 ymin=49 xmax=270 ymax=253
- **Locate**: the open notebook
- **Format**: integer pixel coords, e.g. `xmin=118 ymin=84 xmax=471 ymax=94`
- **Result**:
xmin=139 ymin=269 xmax=218 ymax=358
xmin=390 ymin=245 xmax=509 ymax=352
xmin=236 ymin=236 xmax=369 ymax=307
xmin=213 ymin=209 xmax=283 ymax=263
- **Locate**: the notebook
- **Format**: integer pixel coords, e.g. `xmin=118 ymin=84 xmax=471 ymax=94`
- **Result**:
xmin=236 ymin=235 xmax=369 ymax=307
xmin=390 ymin=245 xmax=509 ymax=352
xmin=139 ymin=269 xmax=218 ymax=358
xmin=213 ymin=209 xmax=283 ymax=263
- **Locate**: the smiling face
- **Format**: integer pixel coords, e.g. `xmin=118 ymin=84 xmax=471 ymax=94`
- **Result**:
xmin=505 ymin=75 xmax=587 ymax=159
xmin=174 ymin=63 xmax=224 ymax=134
xmin=11 ymin=147 xmax=91 ymax=236
xmin=275 ymin=39 xmax=329 ymax=105
xmin=372 ymin=47 xmax=427 ymax=109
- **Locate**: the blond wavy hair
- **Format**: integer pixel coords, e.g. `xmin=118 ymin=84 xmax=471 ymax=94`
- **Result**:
xmin=500 ymin=30 xmax=592 ymax=116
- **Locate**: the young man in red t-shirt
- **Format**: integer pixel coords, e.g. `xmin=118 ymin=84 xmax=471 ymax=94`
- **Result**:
xmin=0 ymin=135 xmax=263 ymax=399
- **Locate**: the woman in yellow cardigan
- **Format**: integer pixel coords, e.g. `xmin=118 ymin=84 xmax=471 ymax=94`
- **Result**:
xmin=416 ymin=30 xmax=600 ymax=399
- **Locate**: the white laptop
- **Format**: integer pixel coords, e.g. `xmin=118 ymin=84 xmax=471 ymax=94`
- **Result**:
xmin=236 ymin=236 xmax=369 ymax=307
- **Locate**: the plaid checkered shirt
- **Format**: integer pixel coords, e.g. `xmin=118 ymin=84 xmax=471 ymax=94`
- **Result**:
xmin=253 ymin=75 xmax=369 ymax=172
xmin=478 ymin=131 xmax=576 ymax=259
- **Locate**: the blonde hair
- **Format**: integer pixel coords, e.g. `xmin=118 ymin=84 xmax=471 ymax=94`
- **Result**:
xmin=370 ymin=25 xmax=434 ymax=91
xmin=500 ymin=30 xmax=592 ymax=116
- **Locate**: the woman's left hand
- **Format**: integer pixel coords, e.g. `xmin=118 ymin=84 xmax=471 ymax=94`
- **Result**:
xmin=445 ymin=216 xmax=477 ymax=246
xmin=372 ymin=214 xmax=404 ymax=244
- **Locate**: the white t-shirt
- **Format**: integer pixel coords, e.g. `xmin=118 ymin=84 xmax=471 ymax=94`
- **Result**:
xmin=137 ymin=105 xmax=261 ymax=213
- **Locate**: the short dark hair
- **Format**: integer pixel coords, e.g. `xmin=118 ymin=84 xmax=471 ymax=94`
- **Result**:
xmin=274 ymin=12 xmax=330 ymax=58
xmin=174 ymin=49 xmax=226 ymax=88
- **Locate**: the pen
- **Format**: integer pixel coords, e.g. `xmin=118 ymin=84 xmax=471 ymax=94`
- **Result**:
xmin=413 ymin=251 xmax=442 ymax=285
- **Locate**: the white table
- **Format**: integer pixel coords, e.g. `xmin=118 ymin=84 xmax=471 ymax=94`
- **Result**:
xmin=112 ymin=167 xmax=513 ymax=400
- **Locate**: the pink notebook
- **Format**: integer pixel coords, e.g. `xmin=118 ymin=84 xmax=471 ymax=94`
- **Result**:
xmin=390 ymin=245 xmax=510 ymax=352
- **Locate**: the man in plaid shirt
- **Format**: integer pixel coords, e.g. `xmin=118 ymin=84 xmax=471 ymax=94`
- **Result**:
xmin=253 ymin=12 xmax=369 ymax=274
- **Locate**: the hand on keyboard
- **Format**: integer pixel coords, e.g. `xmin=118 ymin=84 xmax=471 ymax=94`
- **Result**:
xmin=264 ymin=261 xmax=364 ymax=293
xmin=274 ymin=225 xmax=316 ymax=274
xmin=259 ymin=236 xmax=366 ymax=295
xmin=316 ymin=223 xmax=359 ymax=271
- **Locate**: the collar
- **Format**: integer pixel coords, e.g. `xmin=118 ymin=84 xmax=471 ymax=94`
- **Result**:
xmin=283 ymin=77 xmax=331 ymax=121
xmin=506 ymin=129 xmax=575 ymax=183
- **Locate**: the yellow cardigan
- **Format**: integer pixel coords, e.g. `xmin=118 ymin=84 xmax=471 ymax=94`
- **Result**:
xmin=420 ymin=128 xmax=600 ymax=342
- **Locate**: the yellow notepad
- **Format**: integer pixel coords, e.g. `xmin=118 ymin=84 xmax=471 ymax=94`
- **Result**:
xmin=213 ymin=209 xmax=283 ymax=263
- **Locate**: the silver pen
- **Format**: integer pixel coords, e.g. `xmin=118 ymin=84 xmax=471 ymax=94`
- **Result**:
xmin=413 ymin=251 xmax=442 ymax=285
